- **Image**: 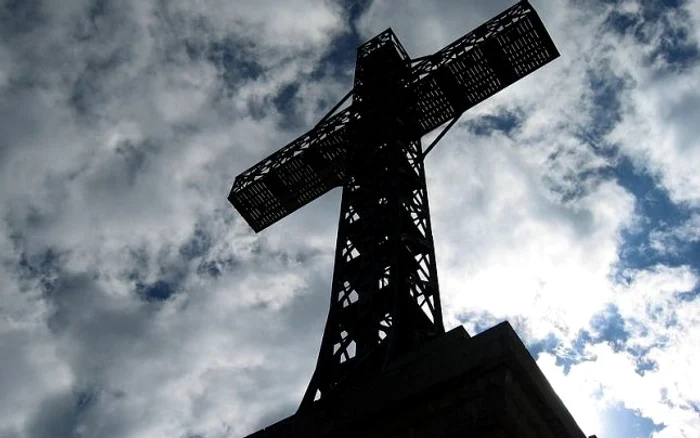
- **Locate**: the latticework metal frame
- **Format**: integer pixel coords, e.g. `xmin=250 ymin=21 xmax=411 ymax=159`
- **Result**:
xmin=227 ymin=0 xmax=559 ymax=412
xmin=229 ymin=107 xmax=354 ymax=232
xmin=299 ymin=31 xmax=445 ymax=408
xmin=409 ymin=0 xmax=558 ymax=134
xmin=228 ymin=1 xmax=557 ymax=233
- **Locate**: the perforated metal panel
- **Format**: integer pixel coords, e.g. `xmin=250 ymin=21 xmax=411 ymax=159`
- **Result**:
xmin=229 ymin=109 xmax=354 ymax=231
xmin=410 ymin=1 xmax=559 ymax=136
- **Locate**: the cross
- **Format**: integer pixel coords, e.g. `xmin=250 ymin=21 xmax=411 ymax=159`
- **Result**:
xmin=228 ymin=0 xmax=559 ymax=411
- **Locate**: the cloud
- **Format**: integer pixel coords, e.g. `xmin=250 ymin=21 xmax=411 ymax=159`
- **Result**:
xmin=537 ymin=265 xmax=699 ymax=437
xmin=604 ymin=1 xmax=700 ymax=206
xmin=648 ymin=213 xmax=700 ymax=257
xmin=429 ymin=125 xmax=634 ymax=340
xmin=0 ymin=0 xmax=346 ymax=436
xmin=356 ymin=0 xmax=514 ymax=55
xmin=609 ymin=68 xmax=700 ymax=206
xmin=352 ymin=0 xmax=700 ymax=436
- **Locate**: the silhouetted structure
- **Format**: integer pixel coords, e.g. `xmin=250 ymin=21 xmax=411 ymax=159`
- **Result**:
xmin=244 ymin=323 xmax=596 ymax=437
xmin=229 ymin=1 xmax=593 ymax=437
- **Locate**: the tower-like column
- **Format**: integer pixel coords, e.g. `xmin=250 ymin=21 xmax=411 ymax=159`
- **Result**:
xmin=300 ymin=30 xmax=444 ymax=409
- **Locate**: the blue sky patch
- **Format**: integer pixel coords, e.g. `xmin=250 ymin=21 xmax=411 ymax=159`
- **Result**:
xmin=526 ymin=332 xmax=562 ymax=359
xmin=202 ymin=39 xmax=265 ymax=88
xmin=601 ymin=404 xmax=665 ymax=438
xmin=137 ymin=279 xmax=175 ymax=302
xmin=273 ymin=83 xmax=303 ymax=130
xmin=610 ymin=156 xmax=698 ymax=273
xmin=589 ymin=304 xmax=630 ymax=351
xmin=467 ymin=111 xmax=521 ymax=137
xmin=584 ymin=65 xmax=627 ymax=140
xmin=179 ymin=226 xmax=212 ymax=260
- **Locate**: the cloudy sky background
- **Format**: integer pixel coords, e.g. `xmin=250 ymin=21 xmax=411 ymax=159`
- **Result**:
xmin=1 ymin=0 xmax=699 ymax=437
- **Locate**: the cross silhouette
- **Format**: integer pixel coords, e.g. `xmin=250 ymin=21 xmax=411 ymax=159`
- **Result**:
xmin=229 ymin=0 xmax=559 ymax=411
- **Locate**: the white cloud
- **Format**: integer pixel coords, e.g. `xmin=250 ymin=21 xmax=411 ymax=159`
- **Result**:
xmin=0 ymin=0 xmax=345 ymax=436
xmin=0 ymin=271 xmax=73 ymax=437
xmin=600 ymin=1 xmax=700 ymax=206
xmin=537 ymin=351 xmax=606 ymax=435
xmin=167 ymin=0 xmax=345 ymax=55
xmin=538 ymin=266 xmax=699 ymax=437
xmin=356 ymin=0 xmax=514 ymax=56
xmin=609 ymin=67 xmax=700 ymax=206
xmin=357 ymin=0 xmax=700 ymax=435
xmin=430 ymin=126 xmax=634 ymax=340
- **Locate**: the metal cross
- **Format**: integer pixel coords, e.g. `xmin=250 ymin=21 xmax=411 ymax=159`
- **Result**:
xmin=228 ymin=0 xmax=559 ymax=411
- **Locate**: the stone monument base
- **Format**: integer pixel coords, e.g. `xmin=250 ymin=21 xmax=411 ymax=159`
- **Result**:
xmin=246 ymin=322 xmax=595 ymax=438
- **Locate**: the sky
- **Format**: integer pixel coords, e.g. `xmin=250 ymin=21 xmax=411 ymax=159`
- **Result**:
xmin=0 ymin=0 xmax=699 ymax=437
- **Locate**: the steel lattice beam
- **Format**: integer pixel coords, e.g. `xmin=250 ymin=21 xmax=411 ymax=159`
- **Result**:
xmin=228 ymin=1 xmax=557 ymax=233
xmin=410 ymin=0 xmax=558 ymax=134
xmin=229 ymin=108 xmax=355 ymax=232
xmin=298 ymin=33 xmax=446 ymax=408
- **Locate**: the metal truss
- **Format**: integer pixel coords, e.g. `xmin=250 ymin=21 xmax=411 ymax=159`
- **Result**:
xmin=227 ymin=0 xmax=560 ymax=413
xmin=229 ymin=1 xmax=558 ymax=234
xmin=300 ymin=33 xmax=443 ymax=408
xmin=299 ymin=134 xmax=444 ymax=408
xmin=409 ymin=0 xmax=559 ymax=134
xmin=411 ymin=1 xmax=543 ymax=78
xmin=229 ymin=106 xmax=355 ymax=231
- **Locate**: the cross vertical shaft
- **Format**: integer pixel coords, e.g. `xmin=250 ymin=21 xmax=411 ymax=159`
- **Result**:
xmin=300 ymin=31 xmax=445 ymax=408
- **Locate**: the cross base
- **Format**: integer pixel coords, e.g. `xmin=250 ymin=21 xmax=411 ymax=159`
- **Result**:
xmin=245 ymin=322 xmax=596 ymax=438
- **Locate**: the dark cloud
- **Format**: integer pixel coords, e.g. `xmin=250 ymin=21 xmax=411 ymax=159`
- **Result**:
xmin=24 ymin=390 xmax=82 ymax=438
xmin=0 ymin=0 xmax=45 ymax=37
xmin=467 ymin=110 xmax=521 ymax=137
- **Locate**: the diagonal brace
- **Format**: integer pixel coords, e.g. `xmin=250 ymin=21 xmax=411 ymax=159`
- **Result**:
xmin=420 ymin=116 xmax=460 ymax=162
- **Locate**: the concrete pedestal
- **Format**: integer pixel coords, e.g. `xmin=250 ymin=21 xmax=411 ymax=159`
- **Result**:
xmin=246 ymin=322 xmax=594 ymax=438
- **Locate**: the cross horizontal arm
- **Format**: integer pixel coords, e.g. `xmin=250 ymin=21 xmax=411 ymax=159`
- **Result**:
xmin=229 ymin=106 xmax=356 ymax=232
xmin=409 ymin=0 xmax=559 ymax=137
xmin=229 ymin=1 xmax=559 ymax=233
